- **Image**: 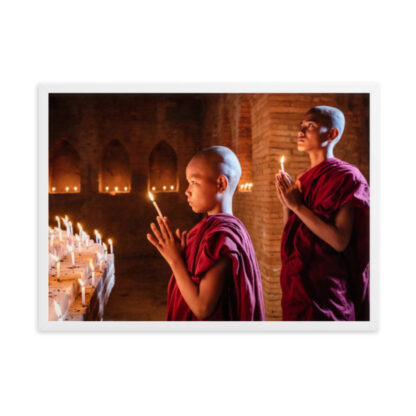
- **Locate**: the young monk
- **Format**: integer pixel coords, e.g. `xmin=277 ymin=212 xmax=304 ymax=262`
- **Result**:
xmin=275 ymin=105 xmax=370 ymax=321
xmin=147 ymin=146 xmax=265 ymax=321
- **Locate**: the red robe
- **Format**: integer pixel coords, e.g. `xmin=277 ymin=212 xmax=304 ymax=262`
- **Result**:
xmin=167 ymin=213 xmax=265 ymax=321
xmin=281 ymin=158 xmax=370 ymax=321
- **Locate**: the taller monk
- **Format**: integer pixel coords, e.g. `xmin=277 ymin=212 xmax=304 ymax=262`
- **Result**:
xmin=147 ymin=146 xmax=265 ymax=321
xmin=276 ymin=106 xmax=370 ymax=321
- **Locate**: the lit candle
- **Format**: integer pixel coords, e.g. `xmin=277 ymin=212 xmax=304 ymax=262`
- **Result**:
xmin=115 ymin=186 xmax=119 ymax=192
xmin=52 ymin=187 xmax=56 ymax=192
xmin=170 ymin=185 xmax=174 ymax=190
xmin=76 ymin=235 xmax=81 ymax=255
xmin=108 ymin=239 xmax=113 ymax=254
xmin=151 ymin=186 xmax=156 ymax=191
xmin=97 ymin=253 xmax=103 ymax=272
xmin=280 ymin=155 xmax=285 ymax=173
xmin=148 ymin=192 xmax=164 ymax=218
xmin=105 ymin=186 xmax=109 ymax=191
xmin=68 ymin=221 xmax=73 ymax=236
xmin=240 ymin=184 xmax=244 ymax=191
xmin=163 ymin=185 xmax=166 ymax=191
xmin=124 ymin=186 xmax=128 ymax=191
xmin=103 ymin=243 xmax=108 ymax=260
xmin=74 ymin=186 xmax=78 ymax=191
xmin=50 ymin=233 xmax=54 ymax=249
xmin=56 ymin=216 xmax=61 ymax=230
xmin=54 ymin=300 xmax=62 ymax=321
xmin=89 ymin=260 xmax=95 ymax=287
xmin=65 ymin=186 xmax=69 ymax=192
xmin=69 ymin=245 xmax=75 ymax=266
xmin=94 ymin=230 xmax=99 ymax=244
xmin=78 ymin=278 xmax=86 ymax=306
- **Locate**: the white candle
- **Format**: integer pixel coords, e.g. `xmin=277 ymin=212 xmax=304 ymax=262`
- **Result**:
xmin=50 ymin=234 xmax=54 ymax=249
xmin=89 ymin=260 xmax=95 ymax=287
xmin=280 ymin=155 xmax=285 ymax=173
xmin=54 ymin=300 xmax=62 ymax=321
xmin=94 ymin=230 xmax=99 ymax=244
xmin=71 ymin=250 xmax=75 ymax=266
xmin=148 ymin=192 xmax=164 ymax=218
xmin=108 ymin=239 xmax=113 ymax=254
xmin=56 ymin=216 xmax=61 ymax=230
xmin=78 ymin=278 xmax=86 ymax=306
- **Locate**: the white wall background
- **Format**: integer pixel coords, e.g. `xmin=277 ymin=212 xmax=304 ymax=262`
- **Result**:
xmin=1 ymin=1 xmax=415 ymax=415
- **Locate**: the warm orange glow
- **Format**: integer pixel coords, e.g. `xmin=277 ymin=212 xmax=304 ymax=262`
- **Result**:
xmin=163 ymin=186 xmax=166 ymax=191
xmin=115 ymin=186 xmax=119 ymax=192
xmin=77 ymin=223 xmax=82 ymax=232
xmin=280 ymin=155 xmax=285 ymax=172
xmin=124 ymin=186 xmax=128 ymax=191
xmin=74 ymin=186 xmax=78 ymax=191
xmin=148 ymin=191 xmax=154 ymax=202
xmin=54 ymin=300 xmax=62 ymax=319
xmin=151 ymin=186 xmax=156 ymax=191
xmin=105 ymin=186 xmax=109 ymax=191
xmin=170 ymin=185 xmax=174 ymax=190
xmin=65 ymin=186 xmax=69 ymax=192
xmin=52 ymin=187 xmax=56 ymax=192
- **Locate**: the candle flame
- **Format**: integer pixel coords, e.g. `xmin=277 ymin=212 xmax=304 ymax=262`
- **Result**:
xmin=65 ymin=186 xmax=69 ymax=192
xmin=105 ymin=186 xmax=109 ymax=191
xmin=151 ymin=186 xmax=156 ymax=191
xmin=170 ymin=185 xmax=174 ymax=190
xmin=124 ymin=186 xmax=128 ymax=191
xmin=280 ymin=155 xmax=285 ymax=164
xmin=108 ymin=238 xmax=112 ymax=245
xmin=74 ymin=186 xmax=78 ymax=191
xmin=52 ymin=187 xmax=56 ymax=192
xmin=54 ymin=300 xmax=62 ymax=319
xmin=148 ymin=191 xmax=154 ymax=202
xmin=77 ymin=223 xmax=82 ymax=231
xmin=103 ymin=242 xmax=107 ymax=251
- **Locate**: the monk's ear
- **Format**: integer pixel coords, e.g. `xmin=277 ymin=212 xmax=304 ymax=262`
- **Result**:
xmin=217 ymin=175 xmax=228 ymax=193
xmin=329 ymin=128 xmax=339 ymax=142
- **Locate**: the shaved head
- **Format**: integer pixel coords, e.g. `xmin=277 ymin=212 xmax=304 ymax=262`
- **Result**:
xmin=306 ymin=105 xmax=346 ymax=143
xmin=192 ymin=146 xmax=242 ymax=194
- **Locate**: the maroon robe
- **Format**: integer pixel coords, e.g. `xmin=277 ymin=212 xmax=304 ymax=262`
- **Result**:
xmin=167 ymin=213 xmax=265 ymax=321
xmin=281 ymin=158 xmax=370 ymax=321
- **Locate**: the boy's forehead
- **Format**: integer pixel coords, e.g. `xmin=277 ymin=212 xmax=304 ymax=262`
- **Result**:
xmin=302 ymin=112 xmax=328 ymax=125
xmin=186 ymin=156 xmax=215 ymax=178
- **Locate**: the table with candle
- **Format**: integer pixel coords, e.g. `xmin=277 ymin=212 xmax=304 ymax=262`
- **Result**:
xmin=48 ymin=217 xmax=116 ymax=321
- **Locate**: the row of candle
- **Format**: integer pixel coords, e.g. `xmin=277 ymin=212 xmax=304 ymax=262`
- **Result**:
xmin=151 ymin=185 xmax=176 ymax=191
xmin=50 ymin=186 xmax=79 ymax=192
xmin=239 ymin=183 xmax=253 ymax=192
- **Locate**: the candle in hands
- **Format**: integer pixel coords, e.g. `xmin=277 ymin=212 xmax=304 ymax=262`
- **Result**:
xmin=148 ymin=192 xmax=164 ymax=219
xmin=280 ymin=155 xmax=285 ymax=173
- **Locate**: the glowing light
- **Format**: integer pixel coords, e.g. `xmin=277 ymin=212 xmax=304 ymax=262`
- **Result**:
xmin=115 ymin=186 xmax=119 ymax=192
xmin=280 ymin=156 xmax=285 ymax=173
xmin=148 ymin=192 xmax=163 ymax=218
xmin=105 ymin=186 xmax=109 ymax=191
xmin=163 ymin=186 xmax=166 ymax=191
xmin=65 ymin=186 xmax=69 ymax=192
xmin=124 ymin=186 xmax=128 ymax=191
xmin=151 ymin=186 xmax=156 ymax=191
xmin=51 ymin=187 xmax=56 ymax=192
xmin=74 ymin=186 xmax=78 ymax=191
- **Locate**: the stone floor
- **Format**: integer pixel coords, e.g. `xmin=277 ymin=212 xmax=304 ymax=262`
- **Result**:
xmin=103 ymin=256 xmax=171 ymax=321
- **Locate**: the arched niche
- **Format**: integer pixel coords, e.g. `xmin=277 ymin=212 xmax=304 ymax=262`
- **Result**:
xmin=99 ymin=140 xmax=131 ymax=194
xmin=148 ymin=141 xmax=178 ymax=193
xmin=237 ymin=98 xmax=253 ymax=192
xmin=49 ymin=140 xmax=81 ymax=194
